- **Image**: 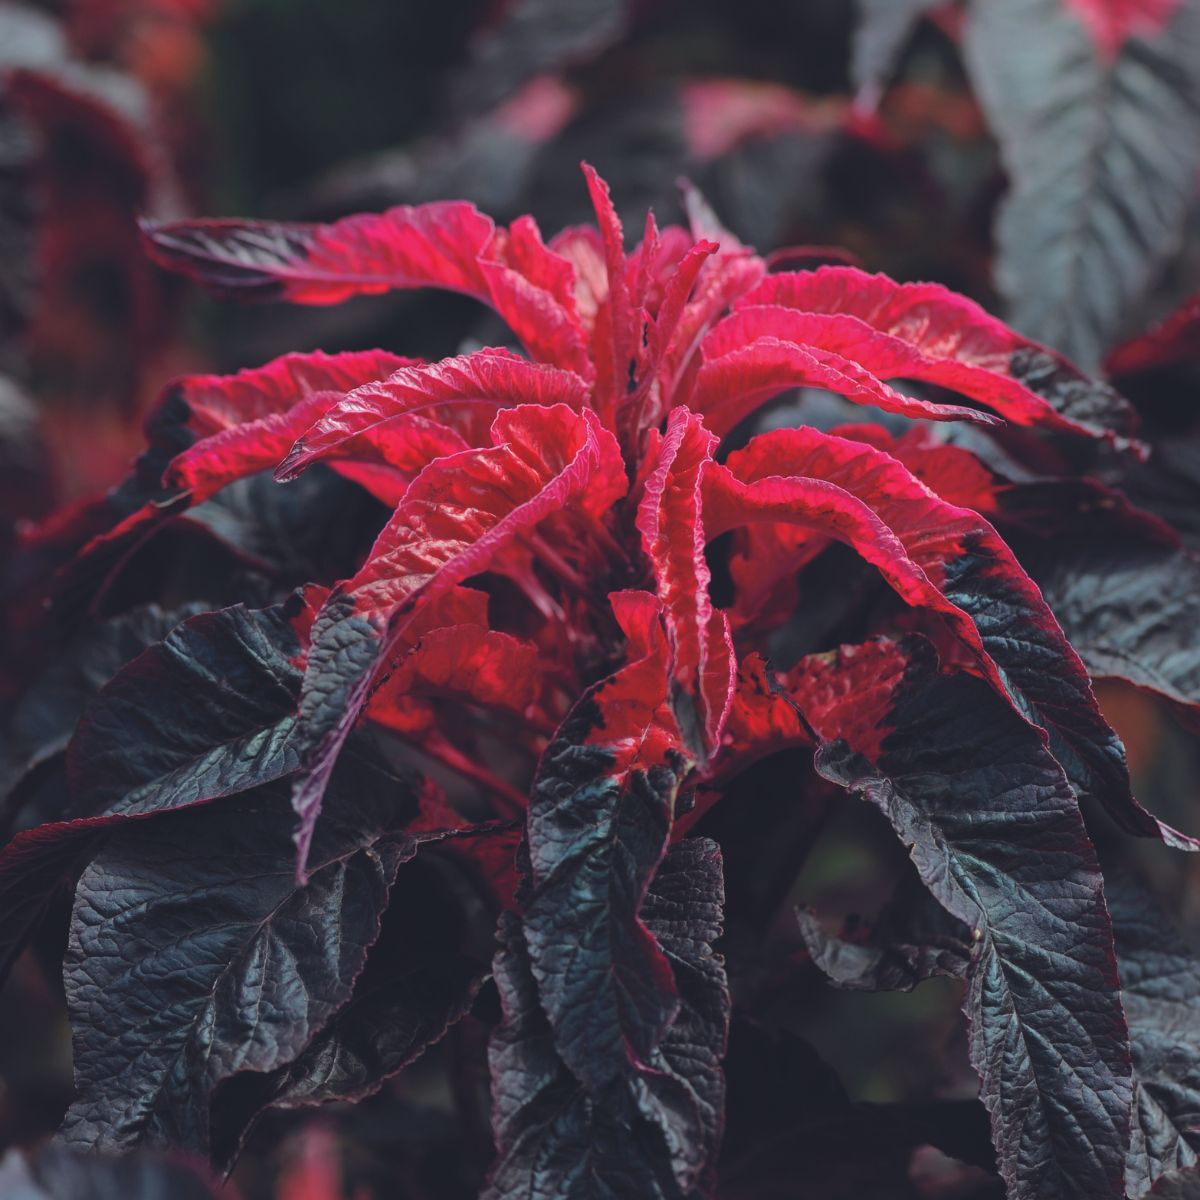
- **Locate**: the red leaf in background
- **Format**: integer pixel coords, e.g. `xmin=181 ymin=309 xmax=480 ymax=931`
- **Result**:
xmin=679 ymin=78 xmax=848 ymax=160
xmin=716 ymin=266 xmax=1138 ymax=440
xmin=275 ymin=1123 xmax=354 ymax=1200
xmin=290 ymin=403 xmax=626 ymax=875
xmin=1106 ymin=291 xmax=1200 ymax=375
xmin=1064 ymin=0 xmax=1183 ymax=59
xmin=275 ymin=349 xmax=588 ymax=483
xmin=636 ymin=409 xmax=734 ymax=760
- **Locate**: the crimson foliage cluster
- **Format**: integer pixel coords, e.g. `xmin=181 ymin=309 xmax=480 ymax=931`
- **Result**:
xmin=3 ymin=2 xmax=1200 ymax=1200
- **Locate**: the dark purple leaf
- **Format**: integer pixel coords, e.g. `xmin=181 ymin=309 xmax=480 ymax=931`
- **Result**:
xmin=0 ymin=601 xmax=308 ymax=991
xmin=485 ymin=911 xmax=684 ymax=1200
xmin=486 ymin=837 xmax=728 ymax=1200
xmin=58 ymin=743 xmax=429 ymax=1158
xmin=1148 ymin=1166 xmax=1200 ymax=1199
xmin=1 ymin=603 xmax=202 ymax=822
xmin=263 ymin=848 xmax=496 ymax=1110
xmin=798 ymin=636 xmax=1132 ymax=1200
xmin=1014 ymin=524 xmax=1200 ymax=722
xmin=520 ymin=598 xmax=684 ymax=1091
xmin=1108 ymin=873 xmax=1200 ymax=1197
xmin=65 ymin=601 xmax=304 ymax=821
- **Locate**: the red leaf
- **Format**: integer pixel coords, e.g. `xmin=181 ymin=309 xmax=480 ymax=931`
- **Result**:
xmin=290 ymin=404 xmax=626 ymax=875
xmin=73 ymin=350 xmax=413 ymax=561
xmin=368 ymin=624 xmax=541 ymax=722
xmin=172 ymin=350 xmax=417 ymax=437
xmin=709 ymin=653 xmax=812 ymax=782
xmin=691 ymin=332 xmax=1000 ymax=437
xmin=141 ymin=201 xmax=499 ymax=303
xmin=718 ymin=267 xmax=1138 ymax=440
xmin=786 ymin=637 xmax=913 ymax=763
xmin=480 ymin=215 xmax=591 ymax=376
xmin=548 ymin=224 xmax=609 ymax=327
xmin=582 ymin=163 xmax=639 ymax=429
xmin=276 ymin=349 xmax=589 ymax=484
xmin=636 ymin=409 xmax=734 ymax=760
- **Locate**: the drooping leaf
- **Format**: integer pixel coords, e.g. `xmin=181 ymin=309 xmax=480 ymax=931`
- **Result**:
xmin=162 ymin=349 xmax=418 ymax=509
xmin=142 ymin=204 xmax=591 ymax=373
xmin=691 ymin=324 xmax=1002 ymax=438
xmin=141 ymin=201 xmax=498 ymax=304
xmin=797 ymin=635 xmax=1132 ymax=1200
xmin=486 ymin=836 xmax=728 ymax=1200
xmin=1107 ymin=872 xmax=1200 ymax=1197
xmin=704 ymin=424 xmax=1190 ymax=850
xmin=963 ymin=0 xmax=1200 ymax=368
xmin=55 ymin=350 xmax=409 ymax=606
xmin=58 ymin=744 xmax=432 ymax=1157
xmin=171 ymin=349 xmax=418 ymax=437
xmin=706 ymin=267 xmax=1139 ymax=439
xmin=290 ymin=402 xmax=626 ymax=874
